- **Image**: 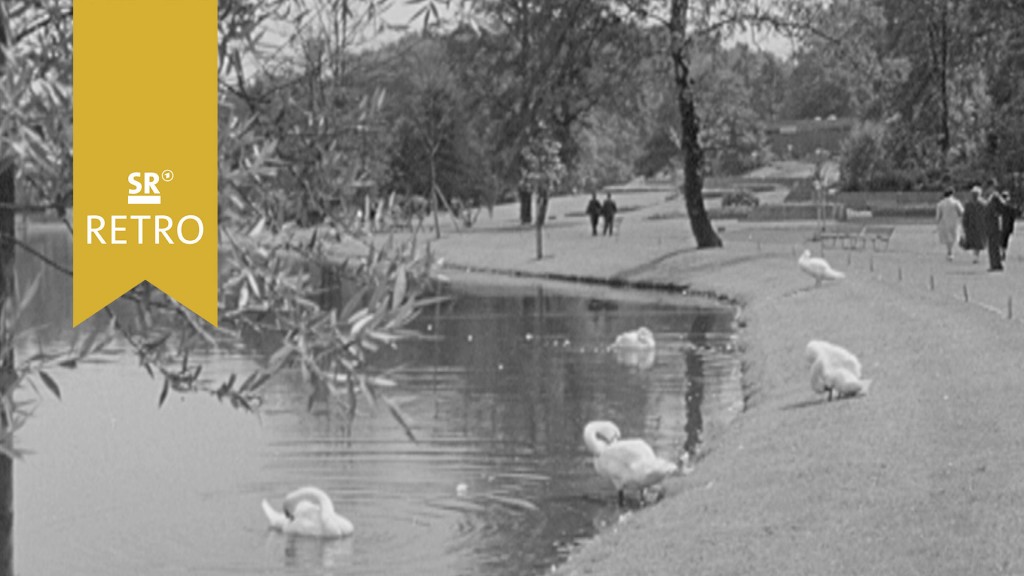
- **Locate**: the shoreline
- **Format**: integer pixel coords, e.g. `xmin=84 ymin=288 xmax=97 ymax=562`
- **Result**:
xmin=425 ymin=196 xmax=1024 ymax=575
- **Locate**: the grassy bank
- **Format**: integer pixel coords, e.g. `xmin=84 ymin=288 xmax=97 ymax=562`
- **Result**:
xmin=424 ymin=196 xmax=1024 ymax=575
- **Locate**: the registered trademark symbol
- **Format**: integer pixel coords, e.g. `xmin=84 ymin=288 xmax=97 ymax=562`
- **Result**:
xmin=161 ymin=170 xmax=174 ymax=182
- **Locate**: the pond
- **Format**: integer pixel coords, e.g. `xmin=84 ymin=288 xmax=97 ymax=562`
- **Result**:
xmin=13 ymin=230 xmax=744 ymax=576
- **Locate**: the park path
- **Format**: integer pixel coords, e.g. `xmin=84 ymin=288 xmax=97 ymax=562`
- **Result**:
xmin=426 ymin=193 xmax=1024 ymax=575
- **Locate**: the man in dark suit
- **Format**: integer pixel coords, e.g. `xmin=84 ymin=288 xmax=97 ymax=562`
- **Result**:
xmin=984 ymin=183 xmax=1015 ymax=271
xmin=998 ymin=190 xmax=1021 ymax=261
xmin=601 ymin=193 xmax=618 ymax=236
xmin=585 ymin=192 xmax=602 ymax=236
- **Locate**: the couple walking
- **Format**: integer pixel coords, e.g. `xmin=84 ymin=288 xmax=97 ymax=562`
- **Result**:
xmin=586 ymin=192 xmax=618 ymax=236
xmin=938 ymin=182 xmax=1020 ymax=270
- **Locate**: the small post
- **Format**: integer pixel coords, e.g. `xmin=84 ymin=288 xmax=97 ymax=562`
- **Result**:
xmin=929 ymin=274 xmax=935 ymax=291
xmin=963 ymin=283 xmax=969 ymax=303
xmin=898 ymin=266 xmax=903 ymax=282
xmin=869 ymin=254 xmax=874 ymax=272
xmin=846 ymin=252 xmax=851 ymax=266
xmin=1009 ymin=296 xmax=1014 ymax=320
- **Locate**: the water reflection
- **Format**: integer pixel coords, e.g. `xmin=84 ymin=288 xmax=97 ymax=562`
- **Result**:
xmin=12 ymin=229 xmax=745 ymax=576
xmin=611 ymin=346 xmax=657 ymax=370
xmin=259 ymin=282 xmax=744 ymax=576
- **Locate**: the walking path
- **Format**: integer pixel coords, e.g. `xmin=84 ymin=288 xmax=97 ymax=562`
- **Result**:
xmin=425 ymin=191 xmax=1024 ymax=575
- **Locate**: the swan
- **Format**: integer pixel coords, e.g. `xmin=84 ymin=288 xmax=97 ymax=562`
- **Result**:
xmin=583 ymin=420 xmax=678 ymax=506
xmin=609 ymin=327 xmax=656 ymax=350
xmin=830 ymin=367 xmax=872 ymax=398
xmin=612 ymin=347 xmax=656 ymax=370
xmin=262 ymin=486 xmax=354 ymax=538
xmin=798 ymin=250 xmax=845 ymax=287
xmin=805 ymin=340 xmax=872 ymax=400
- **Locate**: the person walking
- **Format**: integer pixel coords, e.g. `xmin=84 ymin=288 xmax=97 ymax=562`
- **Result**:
xmin=983 ymin=184 xmax=1014 ymax=271
xmin=601 ymin=193 xmax=618 ymax=236
xmin=935 ymin=188 xmax=964 ymax=261
xmin=961 ymin=186 xmax=987 ymax=263
xmin=999 ymin=190 xmax=1021 ymax=261
xmin=585 ymin=192 xmax=602 ymax=236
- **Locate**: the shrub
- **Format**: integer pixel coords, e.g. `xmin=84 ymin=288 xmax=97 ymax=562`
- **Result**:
xmin=839 ymin=122 xmax=891 ymax=191
xmin=707 ymin=206 xmax=754 ymax=220
xmin=860 ymin=169 xmax=918 ymax=192
xmin=785 ymin=178 xmax=816 ymax=202
xmin=721 ymin=190 xmax=760 ymax=207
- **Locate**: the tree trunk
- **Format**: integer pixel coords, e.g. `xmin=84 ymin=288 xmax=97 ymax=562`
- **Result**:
xmin=535 ymin=192 xmax=548 ymax=259
xmin=0 ymin=164 xmax=15 ymax=576
xmin=429 ymin=153 xmax=441 ymax=239
xmin=0 ymin=3 xmax=15 ymax=573
xmin=669 ymin=0 xmax=722 ymax=248
xmin=0 ymin=173 xmax=12 ymax=573
xmin=518 ymin=187 xmax=532 ymax=223
xmin=938 ymin=4 xmax=950 ymax=160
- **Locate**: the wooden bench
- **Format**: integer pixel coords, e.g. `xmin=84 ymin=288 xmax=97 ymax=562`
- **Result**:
xmin=863 ymin=225 xmax=895 ymax=250
xmin=813 ymin=223 xmax=867 ymax=250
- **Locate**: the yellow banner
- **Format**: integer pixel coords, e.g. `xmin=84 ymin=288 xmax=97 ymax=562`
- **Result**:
xmin=73 ymin=1 xmax=217 ymax=326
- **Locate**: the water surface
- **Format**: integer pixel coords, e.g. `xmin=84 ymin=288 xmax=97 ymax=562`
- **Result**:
xmin=14 ymin=230 xmax=744 ymax=575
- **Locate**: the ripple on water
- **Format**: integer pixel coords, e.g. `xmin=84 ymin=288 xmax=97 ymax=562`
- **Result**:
xmin=17 ymin=277 xmax=744 ymax=576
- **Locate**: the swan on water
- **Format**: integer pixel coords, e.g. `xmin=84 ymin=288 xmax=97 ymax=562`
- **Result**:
xmin=262 ymin=486 xmax=354 ymax=538
xmin=609 ymin=327 xmax=656 ymax=350
xmin=806 ymin=339 xmax=872 ymax=400
xmin=582 ymin=420 xmax=678 ymax=506
xmin=798 ymin=250 xmax=846 ymax=287
xmin=612 ymin=347 xmax=656 ymax=370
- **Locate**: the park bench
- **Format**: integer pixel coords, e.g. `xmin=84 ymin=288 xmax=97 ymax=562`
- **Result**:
xmin=863 ymin=225 xmax=895 ymax=250
xmin=813 ymin=223 xmax=867 ymax=250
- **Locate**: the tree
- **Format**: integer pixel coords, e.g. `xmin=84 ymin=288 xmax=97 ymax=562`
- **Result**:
xmin=444 ymin=0 xmax=645 ymax=222
xmin=379 ymin=36 xmax=489 ymax=233
xmin=668 ymin=0 xmax=722 ymax=247
xmin=0 ymin=4 xmax=444 ymax=573
xmin=614 ymin=0 xmax=738 ymax=247
xmin=0 ymin=1 xmax=74 ymax=571
xmin=974 ymin=1 xmax=1024 ymax=175
xmin=441 ymin=0 xmax=735 ymax=246
xmin=573 ymin=107 xmax=644 ymax=192
xmin=695 ymin=45 xmax=768 ymax=175
xmin=635 ymin=127 xmax=682 ymax=178
xmin=882 ymin=0 xmax=965 ymax=164
xmin=519 ymin=126 xmax=566 ymax=259
xmin=782 ymin=48 xmax=854 ymax=120
xmin=749 ymin=50 xmax=788 ymax=121
xmin=789 ymin=0 xmax=1006 ymax=178
xmin=0 ymin=4 xmax=14 ymax=572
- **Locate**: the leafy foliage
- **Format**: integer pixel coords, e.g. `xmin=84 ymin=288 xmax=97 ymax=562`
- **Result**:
xmin=721 ymin=190 xmax=759 ymax=208
xmin=635 ymin=128 xmax=681 ymax=179
xmin=444 ymin=0 xmax=648 ymax=196
xmin=838 ymin=122 xmax=891 ymax=191
xmin=519 ymin=128 xmax=567 ymax=209
xmin=793 ymin=0 xmax=1024 ymax=187
xmin=0 ymin=0 xmax=447 ymax=449
xmin=379 ymin=39 xmax=490 ymax=212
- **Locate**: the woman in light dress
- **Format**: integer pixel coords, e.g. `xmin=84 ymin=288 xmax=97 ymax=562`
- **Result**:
xmin=936 ymin=188 xmax=964 ymax=261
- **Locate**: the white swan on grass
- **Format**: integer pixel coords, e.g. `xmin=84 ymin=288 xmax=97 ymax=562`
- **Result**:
xmin=609 ymin=327 xmax=656 ymax=350
xmin=262 ymin=486 xmax=354 ymax=538
xmin=805 ymin=339 xmax=872 ymax=400
xmin=798 ymin=250 xmax=845 ymax=287
xmin=583 ymin=420 xmax=678 ymax=506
